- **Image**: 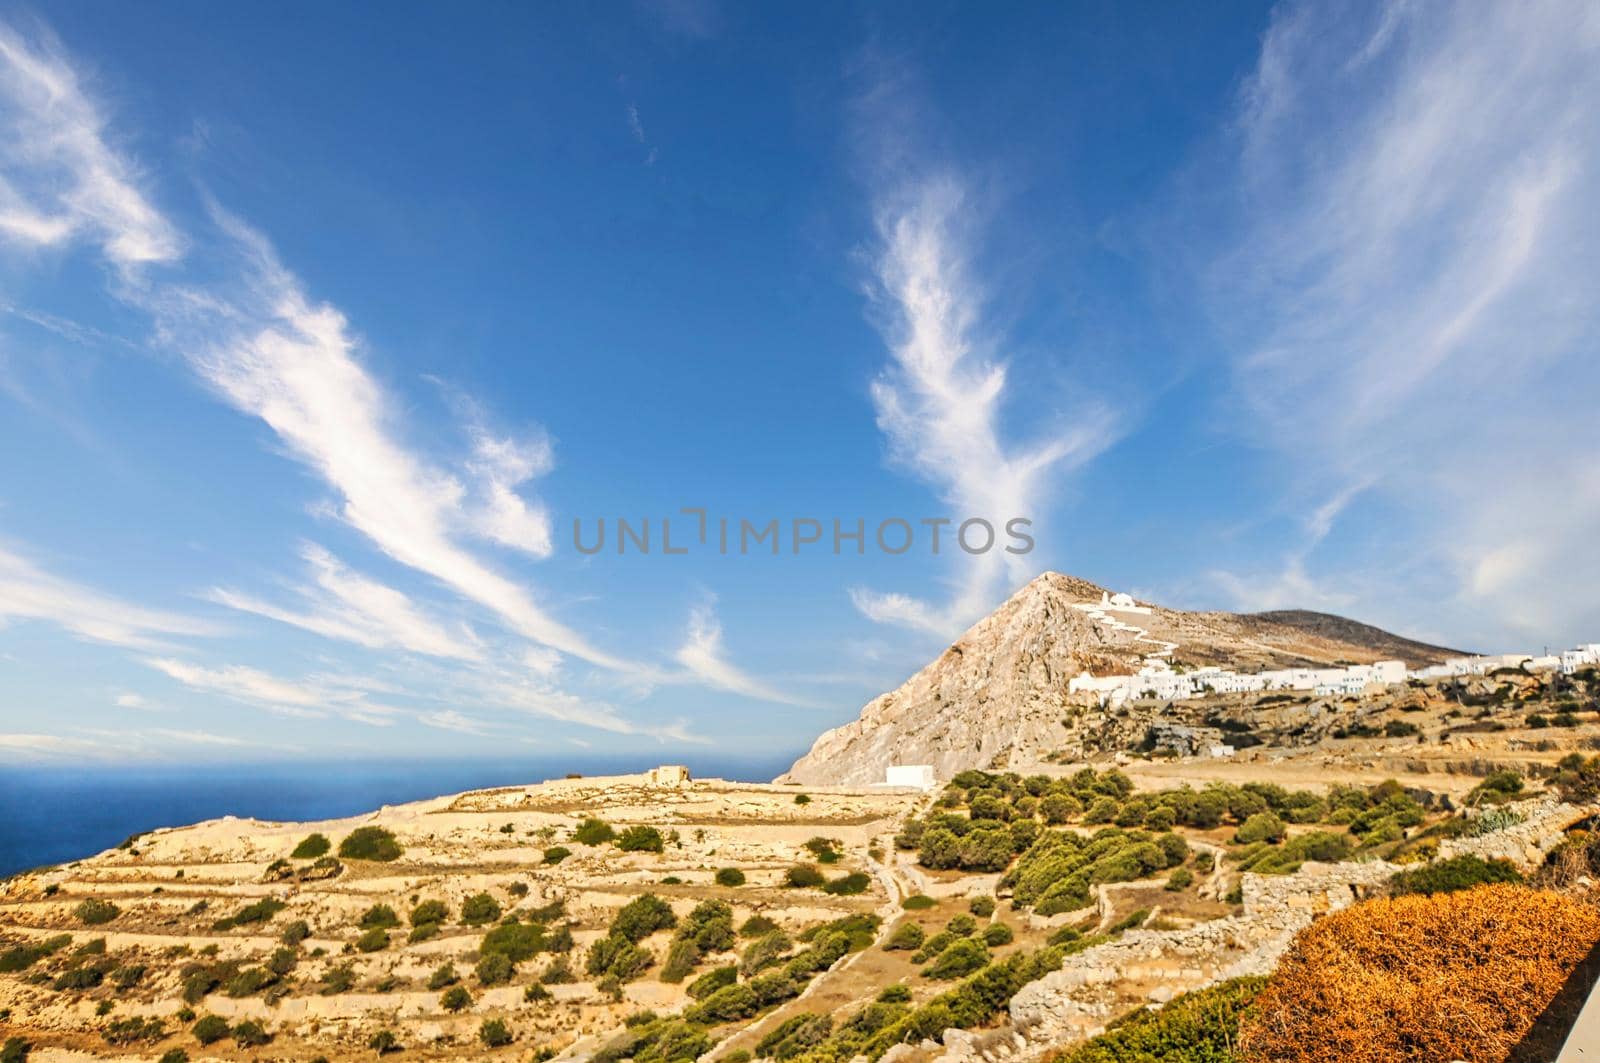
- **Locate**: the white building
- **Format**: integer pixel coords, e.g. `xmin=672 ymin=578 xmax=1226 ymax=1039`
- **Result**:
xmin=1562 ymin=645 xmax=1600 ymax=675
xmin=1070 ymin=657 xmax=1408 ymax=707
xmin=883 ymin=765 xmax=937 ymax=791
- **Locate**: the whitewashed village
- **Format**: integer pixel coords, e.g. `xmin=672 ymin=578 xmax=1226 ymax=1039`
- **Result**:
xmin=1067 ymin=591 xmax=1600 ymax=707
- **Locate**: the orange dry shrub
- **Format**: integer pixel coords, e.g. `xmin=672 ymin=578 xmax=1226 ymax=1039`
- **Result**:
xmin=1238 ymin=883 xmax=1600 ymax=1063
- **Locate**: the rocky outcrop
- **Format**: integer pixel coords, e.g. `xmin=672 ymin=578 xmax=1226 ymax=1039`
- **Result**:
xmin=778 ymin=574 xmax=1126 ymax=786
xmin=779 ymin=571 xmax=1457 ymax=787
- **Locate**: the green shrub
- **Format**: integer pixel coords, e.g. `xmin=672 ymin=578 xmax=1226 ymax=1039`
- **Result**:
xmin=741 ymin=914 xmax=780 ymax=937
xmin=585 ymin=936 xmax=650 ymax=982
xmin=902 ymin=894 xmax=937 ymax=910
xmin=785 ymin=864 xmax=825 ymax=888
xmin=601 ymin=895 xmax=672 ymax=945
xmin=1389 ymin=855 xmax=1522 ymax=896
xmin=112 ymin=963 xmax=147 ymax=988
xmin=616 ymin=826 xmax=665 ymax=853
xmin=794 ymin=794 xmax=811 ymax=805
xmin=337 ymin=826 xmax=402 ymax=862
xmin=689 ymin=983 xmax=759 ymax=1022
xmin=74 ymin=899 xmax=119 ymax=925
xmin=0 ymin=935 xmax=71 ymax=973
xmin=1109 ymin=908 xmax=1151 ymax=933
xmin=481 ymin=921 xmax=545 ymax=962
xmin=440 ymin=985 xmax=471 ymax=1012
xmin=158 ymin=1051 xmax=188 ymax=1063
xmin=544 ymin=845 xmax=572 ymax=864
xmin=1054 ymin=976 xmax=1267 ymax=1062
xmin=224 ymin=966 xmax=276 ymax=997
xmin=461 ymin=892 xmax=502 ymax=926
xmin=688 ymin=964 xmax=738 ymax=999
xmin=367 ymin=1029 xmax=400 ymax=1054
xmin=879 ymin=983 xmax=913 ymax=1003
xmin=476 ymin=952 xmax=514 ymax=985
xmin=924 ymin=938 xmax=989 ymax=980
xmin=479 ymin=1018 xmax=513 ymax=1047
xmin=102 ymin=1016 xmax=165 ymax=1045
xmin=659 ymin=937 xmax=700 ymax=983
xmin=968 ymin=896 xmax=996 ymax=917
xmin=409 ymin=899 xmax=448 ymax=926
xmin=982 ymin=923 xmax=1014 ymax=947
xmin=231 ymin=1019 xmax=270 ymax=1047
xmin=192 ymin=1015 xmax=229 ymax=1045
xmin=1235 ymin=812 xmax=1287 ymax=845
xmin=360 ymin=903 xmax=400 ymax=929
xmin=885 ymin=922 xmax=925 ymax=951
xmin=573 ymin=818 xmax=616 ymax=845
xmin=319 ymin=963 xmax=356 ymax=995
xmin=355 ymin=927 xmax=388 ymax=952
xmin=212 ymin=897 xmax=286 ymax=931
xmin=1166 ymin=868 xmax=1195 ymax=891
xmin=714 ymin=867 xmax=746 ymax=887
xmin=1 ymin=1037 xmax=29 ymax=1063
xmin=823 ymin=872 xmax=871 ymax=895
xmin=280 ymin=919 xmax=311 ymax=946
xmin=428 ymin=963 xmax=459 ymax=990
xmin=945 ymin=913 xmax=978 ymax=936
xmin=54 ymin=960 xmax=112 ymax=990
xmin=290 ymin=833 xmax=330 ymax=859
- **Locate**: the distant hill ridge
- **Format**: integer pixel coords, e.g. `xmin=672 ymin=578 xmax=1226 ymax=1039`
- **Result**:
xmin=778 ymin=572 xmax=1460 ymax=786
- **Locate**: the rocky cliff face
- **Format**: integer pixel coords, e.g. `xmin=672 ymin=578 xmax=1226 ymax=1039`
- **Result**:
xmin=778 ymin=572 xmax=1457 ymax=787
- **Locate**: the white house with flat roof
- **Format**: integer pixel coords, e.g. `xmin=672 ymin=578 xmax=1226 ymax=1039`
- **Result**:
xmin=883 ymin=765 xmax=937 ymax=791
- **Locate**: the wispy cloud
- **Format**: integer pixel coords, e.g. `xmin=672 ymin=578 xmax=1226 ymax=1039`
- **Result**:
xmin=0 ymin=22 xmax=180 ymax=268
xmin=0 ymin=542 xmax=214 ymax=650
xmin=418 ymin=709 xmax=490 ymax=736
xmin=464 ymin=425 xmax=556 ymax=557
xmin=1199 ymin=0 xmax=1600 ymax=647
xmin=145 ymin=657 xmax=399 ymax=726
xmin=0 ymin=15 xmax=861 ymax=737
xmin=0 ymin=726 xmax=253 ymax=762
xmin=152 ymin=212 xmax=636 ymax=672
xmin=851 ymin=175 xmax=1117 ymax=638
xmin=208 ymin=543 xmax=484 ymax=661
xmin=673 ymin=596 xmax=812 ymax=707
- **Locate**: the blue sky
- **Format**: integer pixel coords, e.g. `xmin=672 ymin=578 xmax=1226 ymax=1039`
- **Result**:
xmin=2 ymin=2 xmax=1598 ymax=764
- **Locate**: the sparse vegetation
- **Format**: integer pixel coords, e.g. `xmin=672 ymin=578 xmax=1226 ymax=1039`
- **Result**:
xmin=573 ymin=818 xmax=616 ymax=845
xmin=290 ymin=833 xmax=330 ymax=858
xmin=461 ymin=892 xmax=502 ymax=926
xmin=337 ymin=826 xmax=402 ymax=862
xmin=616 ymin=825 xmax=665 ymax=853
xmin=74 ymin=898 xmax=119 ymax=925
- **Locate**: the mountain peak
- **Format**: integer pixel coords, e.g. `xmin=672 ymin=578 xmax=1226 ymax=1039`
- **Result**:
xmin=778 ymin=572 xmax=1457 ymax=786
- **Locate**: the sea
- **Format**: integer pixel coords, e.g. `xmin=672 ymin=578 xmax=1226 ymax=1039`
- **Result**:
xmin=0 ymin=752 xmax=800 ymax=879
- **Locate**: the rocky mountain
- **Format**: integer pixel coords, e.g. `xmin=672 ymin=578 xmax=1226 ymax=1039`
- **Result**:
xmin=777 ymin=572 xmax=1459 ymax=786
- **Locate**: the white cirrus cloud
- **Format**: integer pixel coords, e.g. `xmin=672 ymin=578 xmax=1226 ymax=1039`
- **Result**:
xmin=464 ymin=425 xmax=555 ymax=557
xmin=851 ymin=175 xmax=1118 ymax=638
xmin=208 ymin=543 xmax=484 ymax=662
xmin=145 ymin=657 xmax=399 ymax=726
xmin=0 ymin=23 xmax=180 ymax=268
xmin=0 ymin=542 xmax=215 ymax=650
xmin=150 ymin=214 xmax=632 ymax=671
xmin=1196 ymin=0 xmax=1600 ymax=649
xmin=673 ymin=597 xmax=813 ymax=707
xmin=418 ymin=709 xmax=491 ymax=737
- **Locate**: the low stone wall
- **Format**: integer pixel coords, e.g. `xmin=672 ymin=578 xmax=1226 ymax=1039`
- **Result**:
xmin=907 ymin=798 xmax=1598 ymax=1062
xmin=1438 ymin=797 xmax=1592 ymax=865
